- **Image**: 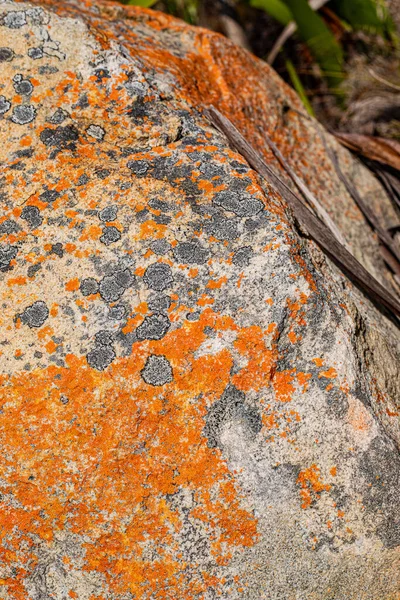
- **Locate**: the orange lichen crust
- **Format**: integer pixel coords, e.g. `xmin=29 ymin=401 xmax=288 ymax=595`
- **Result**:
xmin=0 ymin=311 xmax=259 ymax=598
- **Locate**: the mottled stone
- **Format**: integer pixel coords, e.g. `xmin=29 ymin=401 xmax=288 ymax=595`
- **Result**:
xmin=0 ymin=1 xmax=399 ymax=598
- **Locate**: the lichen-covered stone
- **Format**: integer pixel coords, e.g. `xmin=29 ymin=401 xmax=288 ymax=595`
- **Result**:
xmin=0 ymin=0 xmax=399 ymax=598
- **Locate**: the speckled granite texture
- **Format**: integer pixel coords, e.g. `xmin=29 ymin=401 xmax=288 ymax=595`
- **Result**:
xmin=0 ymin=1 xmax=399 ymax=598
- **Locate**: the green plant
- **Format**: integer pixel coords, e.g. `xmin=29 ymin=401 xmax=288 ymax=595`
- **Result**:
xmin=249 ymin=0 xmax=292 ymax=25
xmin=331 ymin=0 xmax=394 ymax=37
xmin=124 ymin=0 xmax=158 ymax=7
xmin=285 ymin=58 xmax=315 ymax=116
xmin=285 ymin=0 xmax=344 ymax=86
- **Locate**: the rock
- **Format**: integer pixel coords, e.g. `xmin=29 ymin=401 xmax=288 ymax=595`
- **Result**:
xmin=0 ymin=1 xmax=399 ymax=598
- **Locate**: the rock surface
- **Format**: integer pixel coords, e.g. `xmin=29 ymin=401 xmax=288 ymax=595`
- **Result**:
xmin=0 ymin=0 xmax=399 ymax=598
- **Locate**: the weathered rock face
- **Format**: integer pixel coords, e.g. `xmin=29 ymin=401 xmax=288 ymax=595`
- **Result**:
xmin=0 ymin=0 xmax=399 ymax=598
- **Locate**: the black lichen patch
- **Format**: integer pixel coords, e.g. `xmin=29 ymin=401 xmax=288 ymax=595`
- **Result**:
xmin=50 ymin=243 xmax=64 ymax=257
xmin=80 ymin=277 xmax=99 ymax=296
xmin=147 ymin=294 xmax=171 ymax=313
xmin=359 ymin=435 xmax=400 ymax=549
xmin=39 ymin=189 xmax=60 ymax=204
xmin=20 ymin=301 xmax=49 ymax=328
xmin=232 ymin=246 xmax=253 ymax=267
xmin=0 ymin=95 xmax=11 ymax=115
xmin=28 ymin=47 xmax=43 ymax=60
xmin=100 ymin=225 xmax=121 ymax=246
xmin=172 ymin=241 xmax=209 ymax=265
xmin=99 ymin=205 xmax=117 ymax=222
xmin=86 ymin=346 xmax=116 ymax=371
xmin=108 ymin=304 xmax=127 ymax=320
xmin=151 ymin=239 xmax=171 ymax=256
xmin=13 ymin=76 xmax=33 ymax=96
xmin=0 ymin=220 xmax=20 ymax=235
xmin=27 ymin=263 xmax=42 ymax=278
xmin=0 ymin=244 xmax=18 ymax=271
xmin=0 ymin=47 xmax=14 ymax=62
xmin=136 ymin=313 xmax=170 ymax=341
xmin=94 ymin=330 xmax=114 ymax=346
xmin=3 ymin=11 xmax=27 ymax=28
xmin=21 ymin=205 xmax=43 ymax=229
xmin=203 ymin=384 xmax=262 ymax=449
xmin=40 ymin=125 xmax=79 ymax=151
xmin=48 ymin=108 xmax=68 ymax=125
xmin=11 ymin=105 xmax=36 ymax=125
xmin=205 ymin=214 xmax=240 ymax=241
xmin=143 ymin=263 xmax=174 ymax=292
xmin=99 ymin=268 xmax=134 ymax=303
xmin=141 ymin=354 xmax=173 ymax=386
xmin=127 ymin=160 xmax=149 ymax=176
xmin=213 ymin=191 xmax=264 ymax=217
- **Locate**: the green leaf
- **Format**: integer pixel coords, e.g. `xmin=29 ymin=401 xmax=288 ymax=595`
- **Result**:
xmin=283 ymin=0 xmax=344 ymax=87
xmin=250 ymin=0 xmax=293 ymax=26
xmin=285 ymin=59 xmax=315 ymax=116
xmin=330 ymin=0 xmax=394 ymax=36
xmin=125 ymin=0 xmax=158 ymax=7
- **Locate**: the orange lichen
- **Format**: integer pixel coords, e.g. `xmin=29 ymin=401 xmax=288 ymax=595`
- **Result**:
xmin=272 ymin=369 xmax=296 ymax=403
xmin=297 ymin=464 xmax=331 ymax=509
xmin=0 ymin=312 xmax=258 ymax=598
xmin=319 ymin=367 xmax=337 ymax=379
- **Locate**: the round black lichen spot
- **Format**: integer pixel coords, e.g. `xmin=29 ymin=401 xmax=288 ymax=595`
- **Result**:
xmin=148 ymin=294 xmax=171 ymax=313
xmin=80 ymin=277 xmax=99 ymax=296
xmin=60 ymin=395 xmax=69 ymax=404
xmin=0 ymin=244 xmax=18 ymax=271
xmin=151 ymin=239 xmax=171 ymax=255
xmin=232 ymin=246 xmax=254 ymax=267
xmin=28 ymin=47 xmax=43 ymax=60
xmin=21 ymin=205 xmax=43 ymax=229
xmin=11 ymin=105 xmax=36 ymax=125
xmin=141 ymin=355 xmax=173 ymax=386
xmin=127 ymin=160 xmax=149 ymax=176
xmin=4 ymin=11 xmax=27 ymax=28
xmin=0 ymin=48 xmax=14 ymax=62
xmin=0 ymin=96 xmax=11 ymax=115
xmin=20 ymin=301 xmax=49 ymax=328
xmin=99 ymin=269 xmax=134 ymax=303
xmin=94 ymin=330 xmax=114 ymax=346
xmin=13 ymin=79 xmax=33 ymax=96
xmin=143 ymin=263 xmax=174 ymax=292
xmin=136 ymin=313 xmax=170 ymax=341
xmin=213 ymin=191 xmax=264 ymax=217
xmin=86 ymin=346 xmax=116 ymax=371
xmin=50 ymin=243 xmax=64 ymax=257
xmin=99 ymin=205 xmax=118 ymax=222
xmin=172 ymin=241 xmax=209 ymax=265
xmin=100 ymin=226 xmax=121 ymax=246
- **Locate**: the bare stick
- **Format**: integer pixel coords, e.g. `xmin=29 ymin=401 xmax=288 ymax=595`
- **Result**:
xmin=263 ymin=134 xmax=349 ymax=248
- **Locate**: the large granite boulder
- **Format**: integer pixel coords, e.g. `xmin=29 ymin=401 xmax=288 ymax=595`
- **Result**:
xmin=0 ymin=0 xmax=399 ymax=598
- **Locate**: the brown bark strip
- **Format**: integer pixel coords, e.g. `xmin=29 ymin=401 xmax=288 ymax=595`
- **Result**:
xmin=325 ymin=146 xmax=400 ymax=269
xmin=204 ymin=105 xmax=400 ymax=320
